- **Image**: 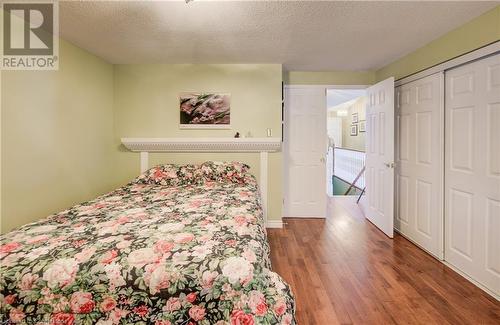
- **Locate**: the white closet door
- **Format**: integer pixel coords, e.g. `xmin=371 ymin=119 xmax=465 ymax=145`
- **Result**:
xmin=395 ymin=72 xmax=444 ymax=259
xmin=445 ymin=53 xmax=500 ymax=297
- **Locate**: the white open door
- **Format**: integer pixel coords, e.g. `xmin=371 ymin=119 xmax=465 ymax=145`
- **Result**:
xmin=364 ymin=77 xmax=395 ymax=237
xmin=284 ymin=86 xmax=327 ymax=218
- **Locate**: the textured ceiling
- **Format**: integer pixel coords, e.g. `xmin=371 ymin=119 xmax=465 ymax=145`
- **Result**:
xmin=59 ymin=1 xmax=498 ymax=71
xmin=327 ymin=89 xmax=366 ymax=109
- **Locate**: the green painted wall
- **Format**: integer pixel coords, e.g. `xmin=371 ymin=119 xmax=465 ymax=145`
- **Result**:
xmin=376 ymin=5 xmax=500 ymax=81
xmin=1 ymin=40 xmax=117 ymax=233
xmin=284 ymin=70 xmax=375 ymax=85
xmin=113 ymin=64 xmax=283 ymax=221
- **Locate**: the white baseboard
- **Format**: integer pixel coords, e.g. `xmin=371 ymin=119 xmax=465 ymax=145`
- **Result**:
xmin=442 ymin=261 xmax=500 ymax=302
xmin=266 ymin=220 xmax=283 ymax=228
xmin=283 ymin=216 xmax=325 ymax=218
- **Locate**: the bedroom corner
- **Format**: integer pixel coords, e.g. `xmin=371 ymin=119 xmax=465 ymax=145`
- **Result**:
xmin=1 ymin=39 xmax=118 ymax=233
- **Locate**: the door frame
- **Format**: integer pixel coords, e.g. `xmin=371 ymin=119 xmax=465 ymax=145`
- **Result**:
xmin=283 ymin=84 xmax=368 ymax=219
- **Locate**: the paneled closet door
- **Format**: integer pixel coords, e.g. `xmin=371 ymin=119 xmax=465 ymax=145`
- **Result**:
xmin=395 ymin=72 xmax=444 ymax=259
xmin=445 ymin=53 xmax=500 ymax=297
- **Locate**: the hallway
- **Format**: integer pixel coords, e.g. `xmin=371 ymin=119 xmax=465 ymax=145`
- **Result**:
xmin=267 ymin=197 xmax=500 ymax=324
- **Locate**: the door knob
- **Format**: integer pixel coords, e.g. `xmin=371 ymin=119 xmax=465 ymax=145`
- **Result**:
xmin=384 ymin=162 xmax=394 ymax=168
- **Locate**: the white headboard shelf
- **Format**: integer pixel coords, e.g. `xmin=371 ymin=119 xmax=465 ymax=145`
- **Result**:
xmin=120 ymin=137 xmax=282 ymax=228
xmin=121 ymin=137 xmax=281 ymax=153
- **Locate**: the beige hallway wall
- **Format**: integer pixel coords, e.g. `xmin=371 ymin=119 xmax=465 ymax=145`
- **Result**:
xmin=341 ymin=97 xmax=366 ymax=151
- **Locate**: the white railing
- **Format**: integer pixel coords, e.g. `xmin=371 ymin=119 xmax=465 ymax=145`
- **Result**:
xmin=333 ymin=147 xmax=365 ymax=189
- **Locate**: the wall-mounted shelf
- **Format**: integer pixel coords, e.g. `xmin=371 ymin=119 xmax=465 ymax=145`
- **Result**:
xmin=120 ymin=137 xmax=282 ymax=228
xmin=121 ymin=137 xmax=281 ymax=153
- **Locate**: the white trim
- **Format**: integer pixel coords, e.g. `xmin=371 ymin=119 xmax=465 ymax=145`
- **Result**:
xmin=395 ymin=227 xmax=499 ymax=301
xmin=394 ymin=228 xmax=442 ymax=261
xmin=285 ymin=84 xmax=329 ymax=89
xmin=285 ymin=84 xmax=369 ymax=90
xmin=285 ymin=215 xmax=326 ymax=219
xmin=259 ymin=151 xmax=268 ymax=221
xmin=438 ymin=72 xmax=445 ymax=260
xmin=325 ymin=84 xmax=369 ymax=89
xmin=395 ymin=41 xmax=500 ymax=87
xmin=442 ymin=261 xmax=500 ymax=302
xmin=140 ymin=152 xmax=149 ymax=173
xmin=121 ymin=137 xmax=282 ymax=227
xmin=179 ymin=124 xmax=231 ymax=130
xmin=266 ymin=220 xmax=283 ymax=229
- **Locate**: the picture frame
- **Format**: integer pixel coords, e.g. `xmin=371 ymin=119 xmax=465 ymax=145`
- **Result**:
xmin=350 ymin=124 xmax=358 ymax=136
xmin=352 ymin=112 xmax=359 ymax=123
xmin=359 ymin=120 xmax=366 ymax=132
xmin=179 ymin=92 xmax=231 ymax=129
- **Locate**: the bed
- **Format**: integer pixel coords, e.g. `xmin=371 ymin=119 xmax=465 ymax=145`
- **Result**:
xmin=0 ymin=162 xmax=295 ymax=325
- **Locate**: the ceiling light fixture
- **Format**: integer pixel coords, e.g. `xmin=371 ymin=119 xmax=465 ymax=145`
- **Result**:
xmin=336 ymin=110 xmax=348 ymax=117
xmin=185 ymin=0 xmax=194 ymax=3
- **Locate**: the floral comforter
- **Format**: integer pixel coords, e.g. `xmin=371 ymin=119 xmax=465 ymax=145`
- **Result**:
xmin=0 ymin=173 xmax=295 ymax=324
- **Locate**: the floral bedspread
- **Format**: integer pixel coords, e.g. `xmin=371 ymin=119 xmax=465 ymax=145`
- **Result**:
xmin=0 ymin=176 xmax=295 ymax=324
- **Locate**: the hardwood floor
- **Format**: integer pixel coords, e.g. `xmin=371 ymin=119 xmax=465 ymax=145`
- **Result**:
xmin=267 ymin=197 xmax=500 ymax=325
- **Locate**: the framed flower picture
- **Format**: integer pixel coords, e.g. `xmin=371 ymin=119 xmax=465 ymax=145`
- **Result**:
xmin=179 ymin=92 xmax=231 ymax=129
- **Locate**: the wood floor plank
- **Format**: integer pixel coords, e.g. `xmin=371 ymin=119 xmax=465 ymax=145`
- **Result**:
xmin=267 ymin=197 xmax=500 ymax=325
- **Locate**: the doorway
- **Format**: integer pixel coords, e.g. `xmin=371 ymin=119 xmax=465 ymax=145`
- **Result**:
xmin=326 ymin=88 xmax=367 ymax=197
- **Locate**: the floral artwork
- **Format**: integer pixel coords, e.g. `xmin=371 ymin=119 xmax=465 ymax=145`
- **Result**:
xmin=0 ymin=162 xmax=295 ymax=325
xmin=180 ymin=93 xmax=231 ymax=128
